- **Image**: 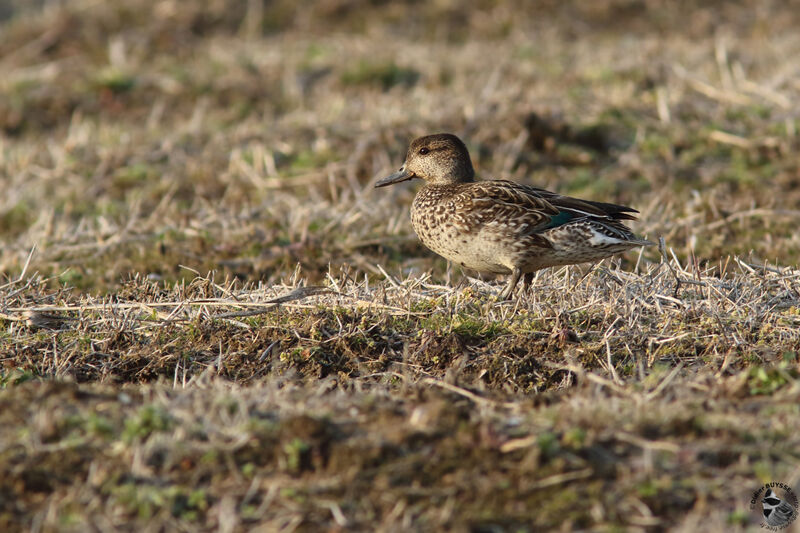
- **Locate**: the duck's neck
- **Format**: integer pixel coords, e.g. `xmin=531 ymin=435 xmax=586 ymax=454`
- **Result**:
xmin=415 ymin=182 xmax=468 ymax=205
xmin=425 ymin=175 xmax=476 ymax=188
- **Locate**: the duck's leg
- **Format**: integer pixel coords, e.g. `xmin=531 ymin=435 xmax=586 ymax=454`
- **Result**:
xmin=499 ymin=267 xmax=522 ymax=300
xmin=522 ymin=272 xmax=535 ymax=292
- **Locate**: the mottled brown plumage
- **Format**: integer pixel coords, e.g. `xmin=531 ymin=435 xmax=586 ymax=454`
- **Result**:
xmin=376 ymin=133 xmax=653 ymax=299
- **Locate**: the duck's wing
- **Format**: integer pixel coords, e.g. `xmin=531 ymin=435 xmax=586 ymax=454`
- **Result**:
xmin=450 ymin=180 xmax=638 ymax=228
xmin=520 ymin=184 xmax=639 ymax=221
xmin=445 ymin=180 xmax=648 ymax=245
xmin=520 ymin=183 xmax=647 ymax=242
xmin=446 ymin=181 xmax=560 ymax=239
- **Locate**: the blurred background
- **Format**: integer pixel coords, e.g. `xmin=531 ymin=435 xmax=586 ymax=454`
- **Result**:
xmin=4 ymin=4 xmax=800 ymax=531
xmin=2 ymin=0 xmax=800 ymax=291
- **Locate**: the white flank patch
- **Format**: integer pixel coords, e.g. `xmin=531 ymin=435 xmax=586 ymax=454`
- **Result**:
xmin=587 ymin=226 xmax=626 ymax=245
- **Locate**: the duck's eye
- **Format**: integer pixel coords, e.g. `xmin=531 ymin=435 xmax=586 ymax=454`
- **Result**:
xmin=418 ymin=147 xmax=430 ymax=155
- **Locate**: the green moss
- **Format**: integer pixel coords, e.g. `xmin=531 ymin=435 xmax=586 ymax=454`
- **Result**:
xmin=0 ymin=367 xmax=37 ymax=388
xmin=123 ymin=405 xmax=173 ymax=443
xmin=93 ymin=67 xmax=137 ymax=94
xmin=726 ymin=509 xmax=749 ymax=526
xmin=747 ymin=364 xmax=796 ymax=396
xmin=451 ymin=315 xmax=508 ymax=340
xmin=288 ymin=148 xmax=337 ymax=172
xmin=85 ymin=413 xmax=115 ymax=439
xmin=111 ymin=483 xmax=207 ymax=522
xmin=537 ymin=431 xmax=560 ymax=457
xmin=284 ymin=437 xmax=311 ymax=473
xmin=562 ymin=427 xmax=587 ymax=449
xmin=113 ymin=163 xmax=154 ymax=191
xmin=0 ymin=202 xmax=33 ymax=236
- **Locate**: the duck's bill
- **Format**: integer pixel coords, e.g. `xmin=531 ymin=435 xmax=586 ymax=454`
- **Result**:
xmin=375 ymin=169 xmax=414 ymax=188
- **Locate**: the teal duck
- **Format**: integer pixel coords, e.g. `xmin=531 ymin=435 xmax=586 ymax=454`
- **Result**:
xmin=375 ymin=133 xmax=653 ymax=299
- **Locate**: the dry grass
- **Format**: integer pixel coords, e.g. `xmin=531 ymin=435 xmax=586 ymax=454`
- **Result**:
xmin=2 ymin=0 xmax=800 ymax=531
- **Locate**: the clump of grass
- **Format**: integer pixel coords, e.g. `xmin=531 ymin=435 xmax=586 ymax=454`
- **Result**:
xmin=93 ymin=67 xmax=137 ymax=94
xmin=123 ymin=405 xmax=173 ymax=443
xmin=341 ymin=60 xmax=420 ymax=90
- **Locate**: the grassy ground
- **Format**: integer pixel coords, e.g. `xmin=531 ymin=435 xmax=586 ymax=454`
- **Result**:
xmin=2 ymin=0 xmax=800 ymax=531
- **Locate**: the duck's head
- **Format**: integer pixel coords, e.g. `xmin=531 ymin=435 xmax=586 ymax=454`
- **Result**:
xmin=375 ymin=133 xmax=475 ymax=188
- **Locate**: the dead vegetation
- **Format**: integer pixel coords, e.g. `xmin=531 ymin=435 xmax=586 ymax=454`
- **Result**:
xmin=2 ymin=0 xmax=800 ymax=531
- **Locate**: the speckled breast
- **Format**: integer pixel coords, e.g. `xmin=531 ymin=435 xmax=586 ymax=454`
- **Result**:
xmin=410 ymin=187 xmax=514 ymax=274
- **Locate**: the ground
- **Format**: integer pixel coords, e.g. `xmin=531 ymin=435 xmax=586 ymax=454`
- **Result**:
xmin=2 ymin=1 xmax=800 ymax=531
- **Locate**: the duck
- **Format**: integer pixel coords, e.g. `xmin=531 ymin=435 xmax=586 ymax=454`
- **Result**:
xmin=375 ymin=133 xmax=653 ymax=299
